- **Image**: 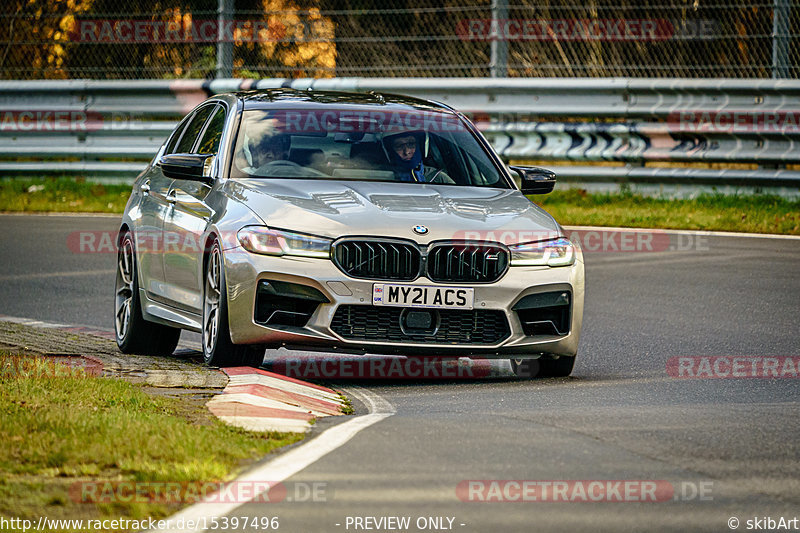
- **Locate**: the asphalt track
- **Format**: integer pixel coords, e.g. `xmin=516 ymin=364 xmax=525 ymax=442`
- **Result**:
xmin=1 ymin=213 xmax=799 ymax=533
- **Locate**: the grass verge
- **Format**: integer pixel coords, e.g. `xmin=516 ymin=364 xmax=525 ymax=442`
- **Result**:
xmin=0 ymin=178 xmax=131 ymax=213
xmin=532 ymin=189 xmax=800 ymax=235
xmin=0 ymin=353 xmax=302 ymax=528
xmin=1 ymin=178 xmax=799 ymax=235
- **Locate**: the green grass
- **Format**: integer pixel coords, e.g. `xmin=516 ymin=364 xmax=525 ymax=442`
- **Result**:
xmin=0 ymin=354 xmax=302 ymax=526
xmin=338 ymin=394 xmax=354 ymax=415
xmin=533 ymin=189 xmax=800 ymax=235
xmin=0 ymin=178 xmax=132 ymax=213
xmin=2 ymin=178 xmax=799 ymax=235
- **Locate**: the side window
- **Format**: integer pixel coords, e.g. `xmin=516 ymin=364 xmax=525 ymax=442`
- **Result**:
xmin=428 ymin=134 xmax=467 ymax=185
xmin=164 ymin=114 xmax=193 ymax=155
xmin=196 ymin=106 xmax=227 ymax=155
xmin=174 ymin=105 xmax=216 ymax=154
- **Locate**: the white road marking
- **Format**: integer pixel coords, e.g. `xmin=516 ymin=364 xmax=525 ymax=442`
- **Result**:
xmin=565 ymin=225 xmax=800 ymax=241
xmin=586 ymin=251 xmax=765 ymax=267
xmin=156 ymin=386 xmax=395 ymax=532
xmin=0 ymin=315 xmax=200 ymax=352
xmin=0 ymin=211 xmax=121 ymax=218
xmin=0 ymin=269 xmax=114 ymax=282
xmin=0 ymin=315 xmax=72 ymax=328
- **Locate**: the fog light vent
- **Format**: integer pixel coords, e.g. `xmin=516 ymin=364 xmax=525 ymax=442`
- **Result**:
xmin=513 ymin=291 xmax=571 ymax=337
xmin=255 ymin=280 xmax=329 ymax=328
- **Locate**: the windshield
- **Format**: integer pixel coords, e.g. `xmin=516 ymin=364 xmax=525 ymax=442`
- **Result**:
xmin=230 ymin=107 xmax=508 ymax=188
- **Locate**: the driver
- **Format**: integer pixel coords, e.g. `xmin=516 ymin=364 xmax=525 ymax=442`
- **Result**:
xmin=233 ymin=114 xmax=328 ymax=178
xmin=234 ymin=115 xmax=297 ymax=174
xmin=383 ymin=131 xmax=453 ymax=184
xmin=251 ymin=133 xmax=290 ymax=168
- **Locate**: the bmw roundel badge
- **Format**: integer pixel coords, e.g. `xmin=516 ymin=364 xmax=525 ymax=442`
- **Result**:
xmin=413 ymin=225 xmax=429 ymax=235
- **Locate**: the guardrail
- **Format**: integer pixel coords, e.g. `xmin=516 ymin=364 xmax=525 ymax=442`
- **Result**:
xmin=1 ymin=78 xmax=799 ymax=188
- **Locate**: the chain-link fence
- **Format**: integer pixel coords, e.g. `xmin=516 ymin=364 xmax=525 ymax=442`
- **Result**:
xmin=1 ymin=0 xmax=797 ymax=80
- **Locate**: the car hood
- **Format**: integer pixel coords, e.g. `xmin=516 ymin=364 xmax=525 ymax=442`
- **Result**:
xmin=226 ymin=179 xmax=562 ymax=244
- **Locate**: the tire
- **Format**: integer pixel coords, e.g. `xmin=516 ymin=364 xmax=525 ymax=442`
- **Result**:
xmin=202 ymin=239 xmax=265 ymax=368
xmin=510 ymin=356 xmax=575 ymax=378
xmin=115 ymin=231 xmax=181 ymax=356
xmin=537 ymin=356 xmax=575 ymax=377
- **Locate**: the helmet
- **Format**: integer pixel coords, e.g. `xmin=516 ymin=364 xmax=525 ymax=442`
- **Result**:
xmin=380 ymin=129 xmax=429 ymax=163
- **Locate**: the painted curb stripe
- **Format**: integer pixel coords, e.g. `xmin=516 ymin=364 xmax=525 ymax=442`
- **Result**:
xmin=223 ymin=366 xmax=338 ymax=394
xmin=207 ymin=402 xmax=316 ymax=421
xmin=208 ymin=392 xmax=328 ymax=417
xmin=225 ymin=373 xmax=342 ymax=403
xmin=223 ymin=384 xmax=343 ymax=416
xmin=214 ymin=416 xmax=312 ymax=433
xmin=212 ymin=368 xmax=347 ymax=433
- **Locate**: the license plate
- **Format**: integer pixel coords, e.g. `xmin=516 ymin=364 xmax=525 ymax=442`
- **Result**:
xmin=372 ymin=284 xmax=474 ymax=309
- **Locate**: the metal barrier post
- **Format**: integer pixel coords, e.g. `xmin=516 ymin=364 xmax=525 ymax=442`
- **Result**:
xmin=216 ymin=0 xmax=234 ymax=79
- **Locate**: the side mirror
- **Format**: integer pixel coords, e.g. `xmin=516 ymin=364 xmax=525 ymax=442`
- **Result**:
xmin=159 ymin=153 xmax=214 ymax=181
xmin=510 ymin=166 xmax=557 ymax=195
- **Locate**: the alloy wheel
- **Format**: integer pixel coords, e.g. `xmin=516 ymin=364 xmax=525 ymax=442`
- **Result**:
xmin=203 ymin=246 xmax=222 ymax=355
xmin=114 ymin=236 xmax=134 ymax=341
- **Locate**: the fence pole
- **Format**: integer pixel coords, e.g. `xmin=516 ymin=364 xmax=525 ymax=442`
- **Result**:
xmin=772 ymin=0 xmax=790 ymax=78
xmin=216 ymin=0 xmax=234 ymax=79
xmin=490 ymin=0 xmax=508 ymax=78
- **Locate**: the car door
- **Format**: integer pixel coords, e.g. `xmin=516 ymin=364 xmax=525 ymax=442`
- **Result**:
xmin=161 ymin=103 xmax=226 ymax=313
xmin=136 ymin=113 xmax=194 ymax=302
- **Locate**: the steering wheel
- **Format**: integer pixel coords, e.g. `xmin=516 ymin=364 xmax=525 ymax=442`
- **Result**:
xmin=252 ymin=159 xmax=302 ymax=176
xmin=261 ymin=160 xmax=302 ymax=168
xmin=426 ymin=168 xmax=453 ymax=184
xmin=253 ymin=159 xmax=329 ymax=178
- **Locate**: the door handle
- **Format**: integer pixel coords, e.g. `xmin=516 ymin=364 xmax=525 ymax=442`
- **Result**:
xmin=140 ymin=181 xmax=150 ymax=195
xmin=166 ymin=191 xmax=177 ymax=204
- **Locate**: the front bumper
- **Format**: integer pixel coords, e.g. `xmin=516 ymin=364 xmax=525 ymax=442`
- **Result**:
xmin=223 ymin=244 xmax=584 ymax=359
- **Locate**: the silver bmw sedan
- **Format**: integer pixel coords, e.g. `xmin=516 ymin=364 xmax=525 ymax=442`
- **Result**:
xmin=114 ymin=89 xmax=584 ymax=378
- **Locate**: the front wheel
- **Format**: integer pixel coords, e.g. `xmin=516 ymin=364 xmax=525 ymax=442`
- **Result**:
xmin=202 ymin=239 xmax=265 ymax=368
xmin=115 ymin=231 xmax=180 ymax=356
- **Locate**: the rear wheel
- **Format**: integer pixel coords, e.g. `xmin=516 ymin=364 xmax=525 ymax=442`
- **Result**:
xmin=202 ymin=239 xmax=265 ymax=368
xmin=115 ymin=231 xmax=180 ymax=356
xmin=510 ymin=356 xmax=575 ymax=378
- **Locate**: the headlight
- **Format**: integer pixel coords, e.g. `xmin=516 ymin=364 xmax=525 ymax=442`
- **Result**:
xmin=237 ymin=227 xmax=332 ymax=258
xmin=509 ymin=237 xmax=575 ymax=267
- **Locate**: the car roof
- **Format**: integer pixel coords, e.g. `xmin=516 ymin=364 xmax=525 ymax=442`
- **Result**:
xmin=232 ymin=88 xmax=458 ymax=115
